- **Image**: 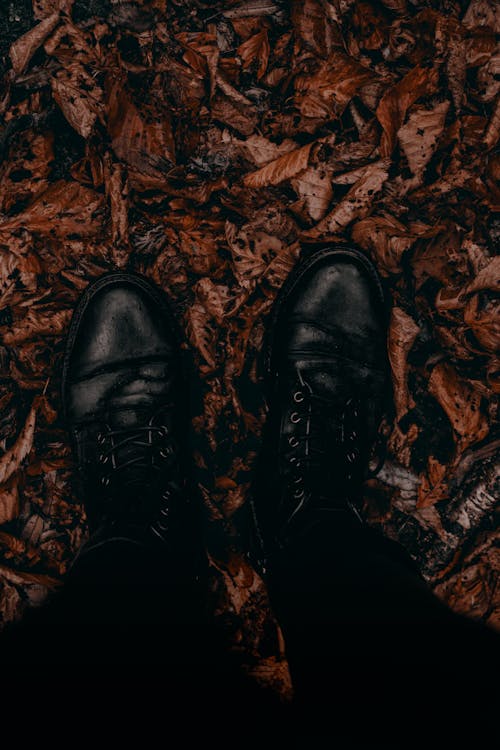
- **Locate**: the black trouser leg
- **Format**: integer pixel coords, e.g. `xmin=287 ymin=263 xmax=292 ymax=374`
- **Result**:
xmin=267 ymin=512 xmax=499 ymax=741
xmin=0 ymin=500 xmax=284 ymax=735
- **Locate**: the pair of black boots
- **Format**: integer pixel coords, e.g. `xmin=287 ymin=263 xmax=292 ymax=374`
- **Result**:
xmin=62 ymin=247 xmax=386 ymax=564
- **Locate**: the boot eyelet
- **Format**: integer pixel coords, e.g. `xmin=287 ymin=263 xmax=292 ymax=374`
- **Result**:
xmin=99 ymin=453 xmax=108 ymax=464
xmin=288 ymin=436 xmax=299 ymax=448
xmin=290 ymin=412 xmax=300 ymax=424
xmin=293 ymin=475 xmax=303 ymax=484
xmin=293 ymin=489 xmax=305 ymax=499
xmin=293 ymin=392 xmax=304 ymax=403
xmin=159 ymin=448 xmax=170 ymax=458
xmin=160 ymin=507 xmax=170 ymax=517
xmin=101 ymin=475 xmax=110 ymax=487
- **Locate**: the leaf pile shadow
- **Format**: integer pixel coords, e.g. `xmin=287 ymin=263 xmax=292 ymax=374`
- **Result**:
xmin=0 ymin=0 xmax=498 ymax=690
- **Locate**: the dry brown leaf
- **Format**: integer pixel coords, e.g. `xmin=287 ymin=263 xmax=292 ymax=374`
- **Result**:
xmin=303 ymin=159 xmax=390 ymax=237
xmin=226 ymin=222 xmax=282 ymax=288
xmin=465 ymin=255 xmax=500 ymax=295
xmin=388 ymin=422 xmax=419 ymax=468
xmin=237 ymin=134 xmax=297 ymax=167
xmin=463 ymin=0 xmax=500 ymax=32
xmin=295 ymin=52 xmax=373 ymax=120
xmin=51 ymin=63 xmax=104 ymax=139
xmin=291 ymin=166 xmax=334 ymax=221
xmin=464 ymin=295 xmax=500 ymax=353
xmin=107 ymin=79 xmax=176 ymax=181
xmin=398 ymin=101 xmax=450 ymax=177
xmin=0 ymin=181 xmax=104 ymax=237
xmin=292 ymin=0 xmax=335 ymax=58
xmin=186 ymin=302 xmax=217 ymax=371
xmin=223 ymin=1 xmax=281 ymax=19
xmin=388 ymin=307 xmax=420 ymax=422
xmin=238 ymin=29 xmax=270 ymax=80
xmin=417 ymin=456 xmax=449 ymax=508
xmin=0 ymin=477 xmax=20 ymax=526
xmin=428 ymin=362 xmax=489 ymax=453
xmin=243 ymin=142 xmax=313 ymax=188
xmin=104 ymin=157 xmax=130 ymax=261
xmin=2 ymin=308 xmax=71 ymax=345
xmin=9 ymin=12 xmax=60 ymax=75
xmin=33 ymin=0 xmax=72 ymax=19
xmin=212 ymin=93 xmax=259 ymax=137
xmin=0 ymin=400 xmax=38 ymax=486
xmin=352 ymin=214 xmax=415 ymax=275
xmin=376 ymin=66 xmax=439 ymax=157
xmin=484 ymin=97 xmax=500 ymax=150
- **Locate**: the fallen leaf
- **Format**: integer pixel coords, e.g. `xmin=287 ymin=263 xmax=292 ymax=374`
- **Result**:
xmin=186 ymin=302 xmax=217 ymax=371
xmin=107 ymin=77 xmax=176 ymax=182
xmin=376 ymin=66 xmax=439 ymax=157
xmin=352 ymin=214 xmax=416 ymax=275
xmin=0 ymin=400 xmax=38 ymax=486
xmin=398 ymin=101 xmax=450 ymax=178
xmin=237 ymin=134 xmax=297 ymax=167
xmin=295 ymin=52 xmax=373 ymax=120
xmin=417 ymin=456 xmax=449 ymax=508
xmin=464 ymin=295 xmax=500 ymax=353
xmin=243 ymin=141 xmax=313 ymax=188
xmin=0 ymin=477 xmax=20 ymax=525
xmin=10 ymin=12 xmax=60 ymax=75
xmin=428 ymin=362 xmax=489 ymax=453
xmin=291 ymin=166 xmax=334 ymax=221
xmin=0 ymin=181 xmax=104 ymax=237
xmin=292 ymin=0 xmax=335 ymax=58
xmin=223 ymin=1 xmax=282 ymax=19
xmin=303 ymin=159 xmax=390 ymax=237
xmin=51 ymin=62 xmax=104 ymax=139
xmin=238 ymin=29 xmax=270 ymax=80
xmin=388 ymin=307 xmax=420 ymax=423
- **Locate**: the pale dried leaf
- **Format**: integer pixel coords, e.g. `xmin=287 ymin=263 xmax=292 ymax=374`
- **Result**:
xmin=398 ymin=101 xmax=450 ymax=177
xmin=243 ymin=142 xmax=313 ymax=188
xmin=291 ymin=166 xmax=334 ymax=221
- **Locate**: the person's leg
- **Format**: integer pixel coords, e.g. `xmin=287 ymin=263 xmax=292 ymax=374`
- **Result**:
xmin=1 ymin=273 xmax=285 ymax=737
xmin=2 ymin=273 xmax=206 ymax=672
xmin=252 ymin=246 xmax=499 ymax=740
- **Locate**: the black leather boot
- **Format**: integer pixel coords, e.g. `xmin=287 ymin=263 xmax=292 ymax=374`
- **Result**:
xmin=252 ymin=247 xmax=389 ymax=569
xmin=62 ymin=273 xmax=193 ymax=551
